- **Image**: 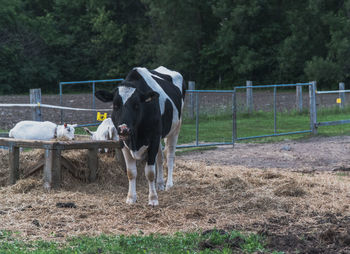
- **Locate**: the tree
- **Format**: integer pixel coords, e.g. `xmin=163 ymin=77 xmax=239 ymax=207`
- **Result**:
xmin=142 ymin=0 xmax=219 ymax=86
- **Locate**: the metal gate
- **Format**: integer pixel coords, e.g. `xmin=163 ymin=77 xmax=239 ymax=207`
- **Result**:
xmin=178 ymin=82 xmax=313 ymax=148
xmin=315 ymin=83 xmax=350 ymax=129
xmin=233 ymin=82 xmax=314 ymax=141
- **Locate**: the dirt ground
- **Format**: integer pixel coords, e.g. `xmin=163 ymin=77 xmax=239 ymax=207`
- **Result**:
xmin=1 ymin=136 xmax=350 ymax=253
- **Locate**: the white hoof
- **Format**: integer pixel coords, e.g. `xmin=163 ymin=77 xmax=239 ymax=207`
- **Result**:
xmin=157 ymin=182 xmax=165 ymax=191
xmin=148 ymin=199 xmax=159 ymax=206
xmin=126 ymin=196 xmax=137 ymax=204
xmin=165 ymin=182 xmax=173 ymax=191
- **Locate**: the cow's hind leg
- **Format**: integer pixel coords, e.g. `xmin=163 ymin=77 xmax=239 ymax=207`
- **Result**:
xmin=122 ymin=147 xmax=137 ymax=204
xmin=164 ymin=124 xmax=181 ymax=190
xmin=156 ymin=143 xmax=165 ymax=191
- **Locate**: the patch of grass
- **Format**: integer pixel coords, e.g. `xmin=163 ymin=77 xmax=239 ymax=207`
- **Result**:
xmin=179 ymin=107 xmax=350 ymax=145
xmin=335 ymin=172 xmax=350 ymax=178
xmin=74 ymin=126 xmax=97 ymax=135
xmin=0 ymin=229 xmax=278 ymax=253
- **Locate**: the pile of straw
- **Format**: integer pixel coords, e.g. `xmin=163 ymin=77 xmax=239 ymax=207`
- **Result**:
xmin=1 ymin=148 xmax=350 ymax=241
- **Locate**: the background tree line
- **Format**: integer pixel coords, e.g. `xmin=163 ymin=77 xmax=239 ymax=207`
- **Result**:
xmin=1 ymin=0 xmax=350 ymax=94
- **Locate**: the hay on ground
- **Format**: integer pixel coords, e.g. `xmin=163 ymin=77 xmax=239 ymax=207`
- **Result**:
xmin=0 ymin=148 xmax=350 ymax=242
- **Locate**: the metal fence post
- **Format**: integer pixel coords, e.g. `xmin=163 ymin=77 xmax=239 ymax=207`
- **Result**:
xmin=59 ymin=83 xmax=63 ymax=124
xmin=296 ymin=85 xmax=303 ymax=112
xmin=188 ymin=81 xmax=195 ymax=119
xmin=195 ymin=92 xmax=199 ymax=146
xmin=232 ymin=90 xmax=237 ymax=147
xmin=274 ymin=86 xmax=277 ymax=134
xmin=309 ymin=81 xmax=317 ymax=134
xmin=246 ymin=80 xmax=253 ymax=113
xmin=30 ymin=88 xmax=42 ymax=121
xmin=92 ymin=81 xmax=96 ymax=121
xmin=339 ymin=82 xmax=345 ymax=109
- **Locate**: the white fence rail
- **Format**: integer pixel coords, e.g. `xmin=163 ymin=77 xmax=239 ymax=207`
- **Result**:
xmin=0 ymin=103 xmax=112 ymax=112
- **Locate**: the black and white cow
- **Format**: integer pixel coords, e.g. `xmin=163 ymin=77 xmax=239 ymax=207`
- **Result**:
xmin=95 ymin=66 xmax=185 ymax=206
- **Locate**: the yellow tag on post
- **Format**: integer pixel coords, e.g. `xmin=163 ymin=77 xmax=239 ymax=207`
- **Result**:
xmin=97 ymin=112 xmax=107 ymax=121
xmin=336 ymin=98 xmax=342 ymax=104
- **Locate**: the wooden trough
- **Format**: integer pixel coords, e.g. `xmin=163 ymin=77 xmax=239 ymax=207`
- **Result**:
xmin=0 ymin=138 xmax=123 ymax=190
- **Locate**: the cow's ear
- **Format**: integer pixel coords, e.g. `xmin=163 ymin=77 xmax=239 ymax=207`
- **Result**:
xmin=95 ymin=90 xmax=114 ymax=102
xmin=142 ymin=91 xmax=159 ymax=103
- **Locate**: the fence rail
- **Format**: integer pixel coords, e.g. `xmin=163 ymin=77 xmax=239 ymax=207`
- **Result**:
xmin=0 ymin=103 xmax=112 ymax=112
xmin=59 ymin=78 xmax=123 ymax=124
xmin=1 ymin=81 xmax=349 ymax=149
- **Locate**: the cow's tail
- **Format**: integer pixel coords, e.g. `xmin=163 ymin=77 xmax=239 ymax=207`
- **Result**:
xmin=9 ymin=129 xmax=14 ymax=138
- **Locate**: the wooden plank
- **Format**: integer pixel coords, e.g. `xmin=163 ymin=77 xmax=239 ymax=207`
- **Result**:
xmin=8 ymin=145 xmax=19 ymax=185
xmin=54 ymin=141 xmax=121 ymax=150
xmin=61 ymin=156 xmax=87 ymax=182
xmin=88 ymin=148 xmax=98 ymax=182
xmin=246 ymin=80 xmax=253 ymax=113
xmin=23 ymin=155 xmax=89 ymax=182
xmin=24 ymin=161 xmax=44 ymax=178
xmin=115 ymin=148 xmax=126 ymax=172
xmin=0 ymin=138 xmax=54 ymax=149
xmin=43 ymin=149 xmax=61 ymax=190
xmin=0 ymin=138 xmax=121 ymax=150
xmin=0 ymin=137 xmax=122 ymax=189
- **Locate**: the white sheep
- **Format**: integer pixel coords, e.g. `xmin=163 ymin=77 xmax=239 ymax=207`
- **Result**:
xmin=84 ymin=118 xmax=118 ymax=152
xmin=9 ymin=121 xmax=77 ymax=140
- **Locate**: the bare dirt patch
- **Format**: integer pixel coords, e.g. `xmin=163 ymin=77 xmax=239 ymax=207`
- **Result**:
xmin=0 ymin=136 xmax=350 ymax=253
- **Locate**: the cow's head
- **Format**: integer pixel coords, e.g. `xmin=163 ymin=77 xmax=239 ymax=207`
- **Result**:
xmin=95 ymin=86 xmax=159 ymax=141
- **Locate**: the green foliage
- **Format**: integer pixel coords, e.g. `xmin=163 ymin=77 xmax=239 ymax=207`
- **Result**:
xmin=2 ymin=0 xmax=350 ymax=94
xmin=0 ymin=229 xmax=274 ymax=253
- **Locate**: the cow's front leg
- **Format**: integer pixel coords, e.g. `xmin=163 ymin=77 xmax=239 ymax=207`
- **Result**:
xmin=122 ymin=147 xmax=137 ymax=204
xmin=145 ymin=163 xmax=158 ymax=206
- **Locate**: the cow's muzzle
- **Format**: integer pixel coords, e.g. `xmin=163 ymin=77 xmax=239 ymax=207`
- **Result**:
xmin=117 ymin=124 xmax=131 ymax=141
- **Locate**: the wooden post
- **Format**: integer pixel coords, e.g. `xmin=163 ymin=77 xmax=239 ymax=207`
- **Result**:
xmin=30 ymin=88 xmax=42 ymax=121
xmin=8 ymin=145 xmax=20 ymax=185
xmin=339 ymin=82 xmax=345 ymax=109
xmin=43 ymin=149 xmax=61 ymax=190
xmin=309 ymin=81 xmax=317 ymax=134
xmin=88 ymin=147 xmax=98 ymax=182
xmin=296 ymin=85 xmax=303 ymax=112
xmin=246 ymin=80 xmax=253 ymax=113
xmin=115 ymin=148 xmax=126 ymax=172
xmin=188 ymin=81 xmax=195 ymax=119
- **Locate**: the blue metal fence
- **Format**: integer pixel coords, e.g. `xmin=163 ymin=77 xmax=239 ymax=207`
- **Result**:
xmin=177 ymin=90 xmax=235 ymax=149
xmin=59 ymin=78 xmax=123 ymax=126
xmin=58 ymin=80 xmax=313 ymax=148
xmin=233 ymin=82 xmax=312 ymax=141
xmin=178 ymin=82 xmax=313 ymax=149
